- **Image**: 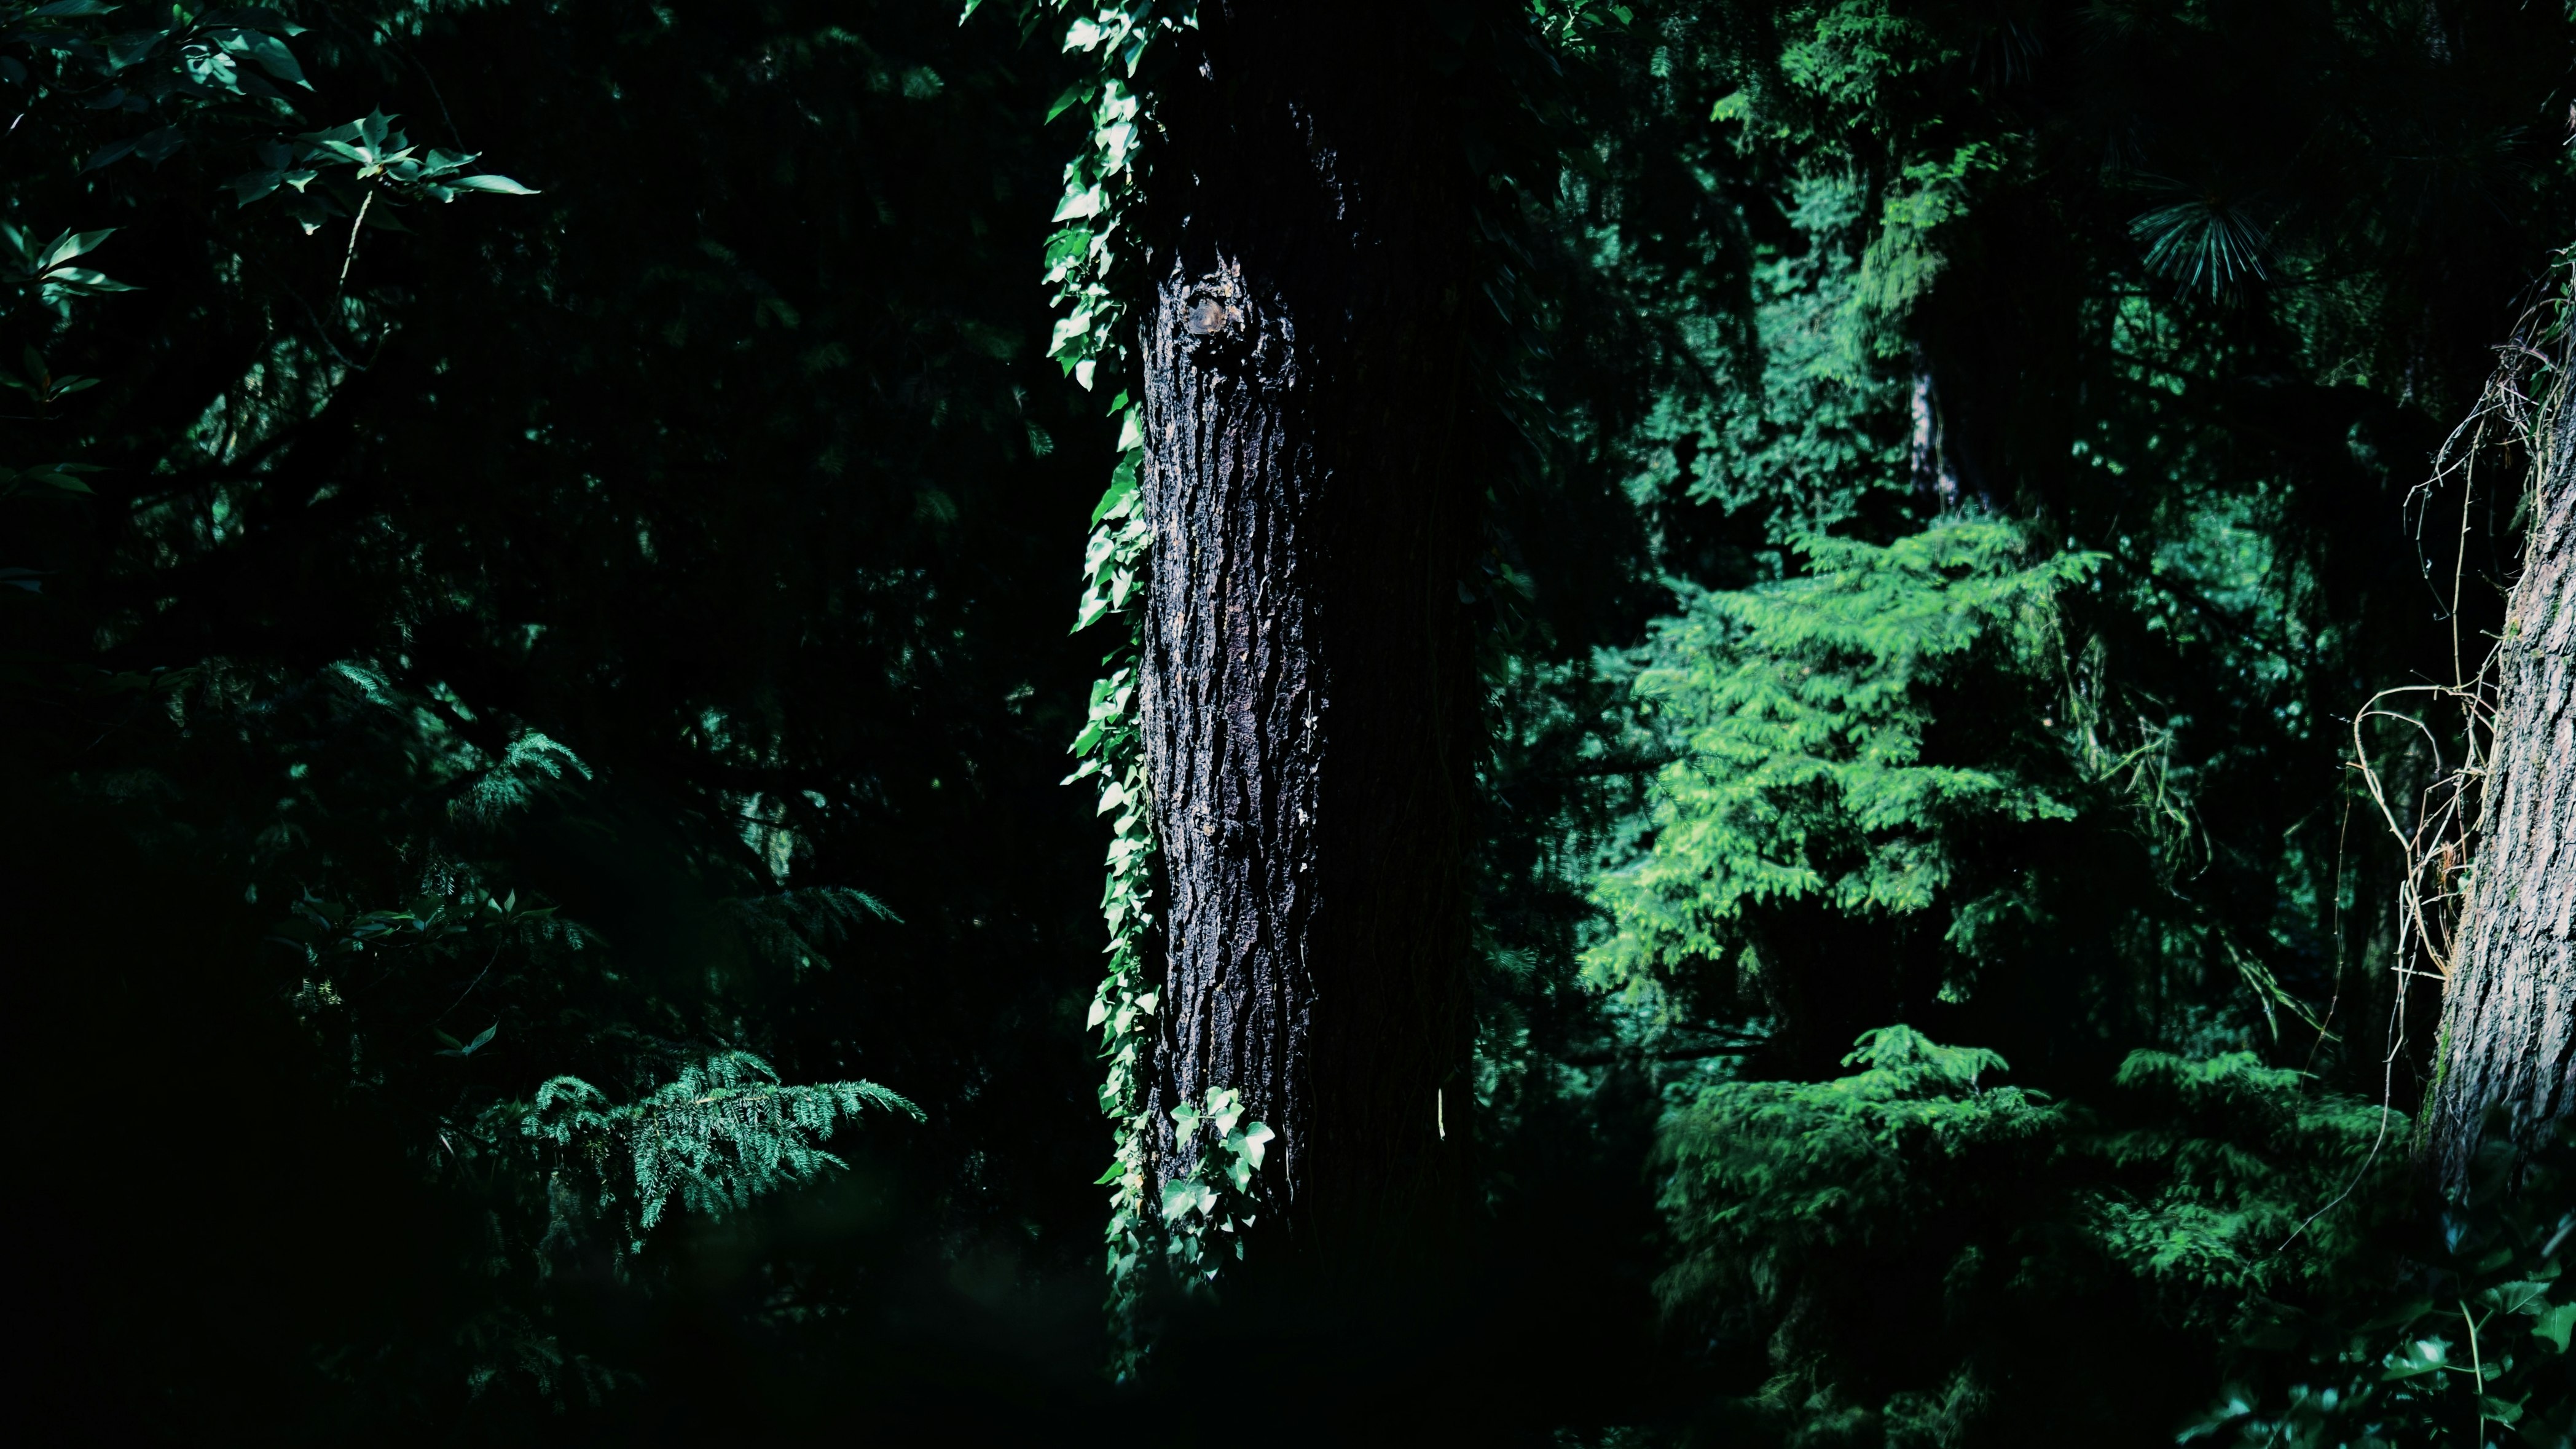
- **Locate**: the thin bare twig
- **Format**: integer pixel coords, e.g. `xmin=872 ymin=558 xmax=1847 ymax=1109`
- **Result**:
xmin=337 ymin=186 xmax=376 ymax=293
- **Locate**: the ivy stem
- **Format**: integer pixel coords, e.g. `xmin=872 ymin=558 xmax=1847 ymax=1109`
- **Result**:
xmin=2461 ymin=1297 xmax=2485 ymax=1445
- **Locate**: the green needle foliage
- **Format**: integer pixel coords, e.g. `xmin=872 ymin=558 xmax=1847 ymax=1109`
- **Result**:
xmin=1513 ymin=0 xmax=2573 ymax=1442
xmin=1657 ymin=1027 xmax=2406 ymax=1444
xmin=1588 ymin=518 xmax=2099 ymax=1023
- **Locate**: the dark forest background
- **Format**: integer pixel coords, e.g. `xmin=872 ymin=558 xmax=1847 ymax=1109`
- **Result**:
xmin=2 ymin=1 xmax=2570 ymax=1444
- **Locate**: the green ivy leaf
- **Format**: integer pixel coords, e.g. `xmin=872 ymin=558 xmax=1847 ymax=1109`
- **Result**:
xmin=2535 ymin=1302 xmax=2576 ymax=1353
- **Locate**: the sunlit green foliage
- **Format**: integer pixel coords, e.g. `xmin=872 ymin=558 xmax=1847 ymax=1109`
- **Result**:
xmin=1539 ymin=0 xmax=2572 ymax=1442
xmin=1587 ymin=519 xmax=2095 ymax=1012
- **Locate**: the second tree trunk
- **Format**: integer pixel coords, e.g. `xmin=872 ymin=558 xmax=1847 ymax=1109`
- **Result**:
xmin=2424 ymin=333 xmax=2576 ymax=1189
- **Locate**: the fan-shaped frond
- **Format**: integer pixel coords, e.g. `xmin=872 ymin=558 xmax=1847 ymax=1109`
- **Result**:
xmin=2129 ymin=186 xmax=2274 ymax=299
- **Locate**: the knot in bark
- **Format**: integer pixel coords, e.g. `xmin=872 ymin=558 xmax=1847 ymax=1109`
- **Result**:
xmin=1177 ymin=270 xmax=1251 ymax=366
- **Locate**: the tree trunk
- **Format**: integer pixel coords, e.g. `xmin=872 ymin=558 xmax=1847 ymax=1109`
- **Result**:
xmin=1133 ymin=0 xmax=1480 ymax=1262
xmin=2425 ymin=342 xmax=2576 ymax=1190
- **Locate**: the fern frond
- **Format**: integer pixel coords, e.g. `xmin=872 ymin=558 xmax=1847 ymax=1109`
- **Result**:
xmin=726 ymin=885 xmax=901 ymax=974
xmin=522 ymin=1050 xmax=922 ymax=1241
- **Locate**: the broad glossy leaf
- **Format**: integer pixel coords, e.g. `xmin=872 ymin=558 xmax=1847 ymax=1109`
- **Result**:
xmin=223 ymin=28 xmax=306 ymax=87
xmin=36 ymin=229 xmax=113 ymax=269
xmin=45 ymin=266 xmax=139 ymax=294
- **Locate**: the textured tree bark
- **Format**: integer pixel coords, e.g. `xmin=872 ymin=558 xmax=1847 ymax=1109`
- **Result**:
xmin=1133 ymin=1 xmax=1480 ymax=1262
xmin=2425 ymin=356 xmax=2576 ymax=1190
